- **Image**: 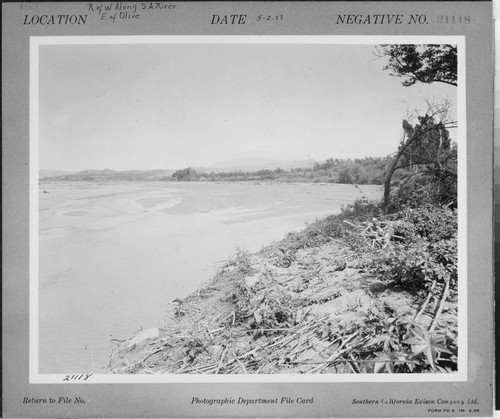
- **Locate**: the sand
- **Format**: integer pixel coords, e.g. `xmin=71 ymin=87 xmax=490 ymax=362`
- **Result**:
xmin=38 ymin=181 xmax=382 ymax=373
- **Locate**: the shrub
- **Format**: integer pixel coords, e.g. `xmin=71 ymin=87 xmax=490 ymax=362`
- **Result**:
xmin=370 ymin=205 xmax=457 ymax=293
xmin=388 ymin=171 xmax=457 ymax=212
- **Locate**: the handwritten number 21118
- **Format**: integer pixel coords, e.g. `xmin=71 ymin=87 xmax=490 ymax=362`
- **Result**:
xmin=63 ymin=374 xmax=93 ymax=382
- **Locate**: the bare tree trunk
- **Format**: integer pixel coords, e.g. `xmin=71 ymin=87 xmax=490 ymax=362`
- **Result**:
xmin=383 ymin=151 xmax=402 ymax=208
xmin=383 ymin=114 xmax=432 ymax=208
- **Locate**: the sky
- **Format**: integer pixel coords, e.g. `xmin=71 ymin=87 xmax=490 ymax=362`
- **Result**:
xmin=39 ymin=42 xmax=456 ymax=171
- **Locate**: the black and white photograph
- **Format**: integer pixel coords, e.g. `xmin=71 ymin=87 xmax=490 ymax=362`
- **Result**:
xmin=3 ymin=1 xmax=494 ymax=417
xmin=33 ymin=38 xmax=462 ymax=378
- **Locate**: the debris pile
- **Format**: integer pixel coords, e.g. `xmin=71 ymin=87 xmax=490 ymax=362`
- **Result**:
xmin=106 ymin=219 xmax=456 ymax=374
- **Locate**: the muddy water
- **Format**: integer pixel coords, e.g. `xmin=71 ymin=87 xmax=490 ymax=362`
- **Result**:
xmin=38 ymin=181 xmax=381 ymax=373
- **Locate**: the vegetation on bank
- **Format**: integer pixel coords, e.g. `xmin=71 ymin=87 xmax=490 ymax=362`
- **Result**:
xmin=41 ymin=157 xmax=389 ymax=185
xmin=170 ymin=157 xmax=389 ymax=184
xmin=106 ymin=44 xmax=459 ymax=374
xmin=107 ymin=198 xmax=457 ymax=374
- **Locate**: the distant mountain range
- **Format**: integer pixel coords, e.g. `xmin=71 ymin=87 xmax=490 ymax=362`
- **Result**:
xmin=39 ymin=169 xmax=75 ymax=178
xmin=40 ymin=158 xmax=319 ymax=181
xmin=40 ymin=168 xmax=175 ymax=181
xmin=206 ymin=158 xmax=317 ymax=172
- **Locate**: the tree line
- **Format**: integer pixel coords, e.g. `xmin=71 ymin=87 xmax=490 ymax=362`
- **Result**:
xmin=170 ymin=157 xmax=391 ymax=185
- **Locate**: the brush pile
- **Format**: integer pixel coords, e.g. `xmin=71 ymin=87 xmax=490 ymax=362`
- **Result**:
xmin=106 ymin=202 xmax=458 ymax=374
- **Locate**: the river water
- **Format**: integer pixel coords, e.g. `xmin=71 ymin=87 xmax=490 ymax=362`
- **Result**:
xmin=38 ymin=181 xmax=381 ymax=373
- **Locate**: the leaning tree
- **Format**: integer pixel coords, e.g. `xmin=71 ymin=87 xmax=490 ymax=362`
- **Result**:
xmin=382 ymin=103 xmax=457 ymax=208
xmin=377 ymin=44 xmax=458 ymax=208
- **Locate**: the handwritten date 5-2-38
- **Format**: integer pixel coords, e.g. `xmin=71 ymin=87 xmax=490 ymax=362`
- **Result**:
xmin=257 ymin=14 xmax=284 ymax=22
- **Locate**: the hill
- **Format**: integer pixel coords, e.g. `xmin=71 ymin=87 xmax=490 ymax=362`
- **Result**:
xmin=39 ymin=169 xmax=76 ymax=179
xmin=208 ymin=158 xmax=317 ymax=172
xmin=41 ymin=169 xmax=175 ymax=182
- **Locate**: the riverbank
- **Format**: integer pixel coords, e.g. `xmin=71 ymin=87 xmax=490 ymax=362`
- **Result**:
xmin=106 ymin=201 xmax=458 ymax=374
xmin=39 ymin=182 xmax=382 ymax=372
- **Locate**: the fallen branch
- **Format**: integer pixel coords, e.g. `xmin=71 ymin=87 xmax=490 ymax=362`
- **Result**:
xmin=232 ymin=350 xmax=248 ymax=374
xmin=414 ymin=279 xmax=436 ymax=321
xmin=215 ymin=347 xmax=228 ymax=374
xmin=306 ymin=330 xmax=359 ymax=374
xmin=429 ymin=279 xmax=450 ymax=332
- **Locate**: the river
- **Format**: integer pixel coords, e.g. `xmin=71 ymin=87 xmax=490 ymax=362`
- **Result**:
xmin=38 ymin=181 xmax=382 ymax=373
